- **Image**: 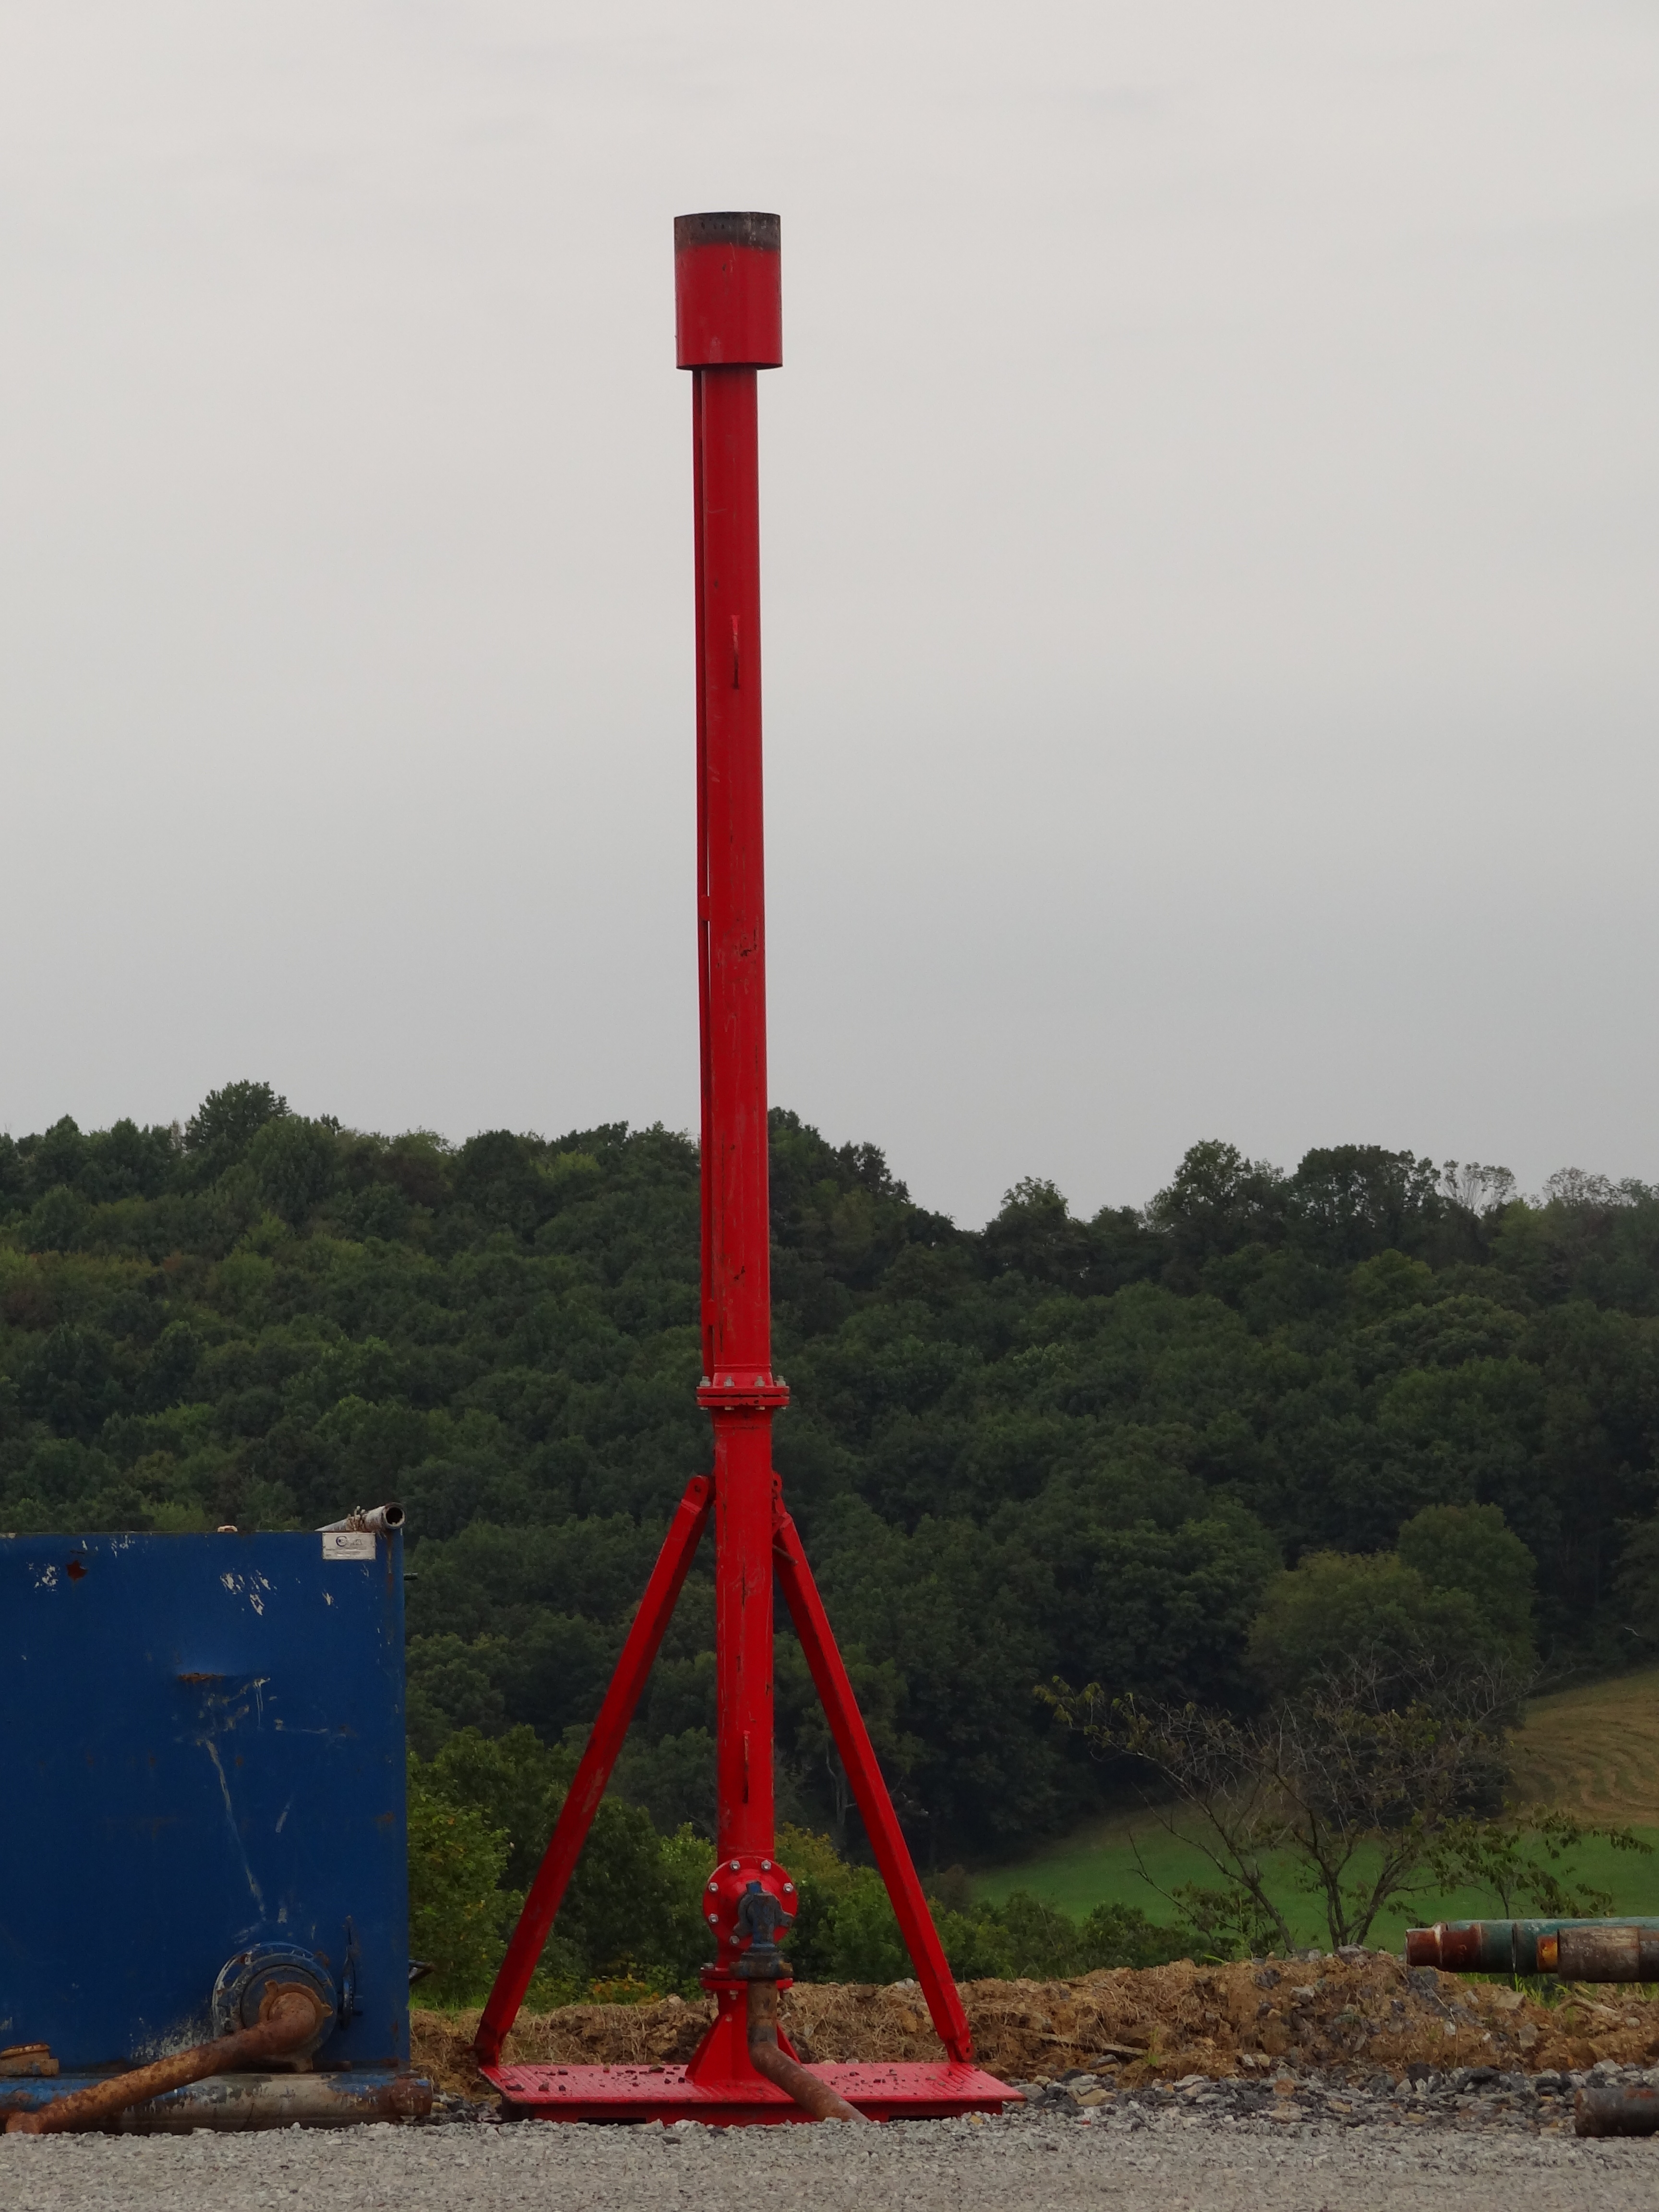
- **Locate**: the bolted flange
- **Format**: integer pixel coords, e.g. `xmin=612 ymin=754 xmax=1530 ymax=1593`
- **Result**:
xmin=699 ymin=1854 xmax=796 ymax=1980
xmin=211 ymin=1945 xmax=337 ymax=2069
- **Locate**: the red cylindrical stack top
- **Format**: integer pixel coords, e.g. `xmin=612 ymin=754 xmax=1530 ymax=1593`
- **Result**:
xmin=675 ymin=212 xmax=782 ymax=369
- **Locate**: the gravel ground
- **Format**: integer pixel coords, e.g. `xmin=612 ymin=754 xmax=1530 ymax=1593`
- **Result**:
xmin=7 ymin=2069 xmax=1659 ymax=2212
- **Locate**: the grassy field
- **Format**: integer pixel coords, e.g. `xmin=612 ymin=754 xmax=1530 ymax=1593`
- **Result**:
xmin=1506 ymin=1667 xmax=1659 ymax=1824
xmin=976 ymin=1668 xmax=1659 ymax=1948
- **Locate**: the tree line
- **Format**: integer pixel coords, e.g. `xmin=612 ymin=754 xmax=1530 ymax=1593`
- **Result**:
xmin=6 ymin=1082 xmax=1659 ymax=1876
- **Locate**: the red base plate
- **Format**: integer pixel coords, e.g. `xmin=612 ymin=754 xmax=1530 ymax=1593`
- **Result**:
xmin=484 ymin=2059 xmax=1016 ymax=2125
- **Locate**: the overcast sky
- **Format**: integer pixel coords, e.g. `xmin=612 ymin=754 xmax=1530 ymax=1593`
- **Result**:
xmin=1 ymin=2 xmax=1655 ymax=1224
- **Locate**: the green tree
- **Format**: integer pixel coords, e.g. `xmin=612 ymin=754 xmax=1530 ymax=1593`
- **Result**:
xmin=1428 ymin=1809 xmax=1650 ymax=1918
xmin=405 ymin=1752 xmax=516 ymax=2002
xmin=248 ymin=1115 xmax=340 ymax=1226
xmin=1146 ymin=1141 xmax=1286 ymax=1278
xmin=1247 ymin=1549 xmax=1520 ymax=1711
xmin=1044 ymin=1661 xmax=1521 ymax=1952
xmin=1286 ymin=1147 xmax=1443 ymax=1265
xmin=183 ymin=1081 xmax=289 ymax=1172
xmin=1615 ymin=1511 xmax=1659 ymax=1646
xmin=413 ymin=1727 xmax=710 ymax=1995
xmin=1395 ymin=1501 xmax=1536 ymax=1661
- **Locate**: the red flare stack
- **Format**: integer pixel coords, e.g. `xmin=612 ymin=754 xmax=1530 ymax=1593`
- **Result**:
xmin=470 ymin=216 xmax=1013 ymax=2126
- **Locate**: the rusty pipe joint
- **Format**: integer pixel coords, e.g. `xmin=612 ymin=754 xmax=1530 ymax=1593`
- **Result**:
xmin=1407 ymin=1918 xmax=1659 ymax=1979
xmin=6 ymin=1984 xmax=330 ymax=2136
xmin=745 ymin=1983 xmax=866 ymax=2123
xmin=1539 ymin=1924 xmax=1659 ymax=1979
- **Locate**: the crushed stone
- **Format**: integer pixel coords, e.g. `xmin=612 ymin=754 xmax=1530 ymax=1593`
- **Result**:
xmin=7 ymin=2101 xmax=1659 ymax=2212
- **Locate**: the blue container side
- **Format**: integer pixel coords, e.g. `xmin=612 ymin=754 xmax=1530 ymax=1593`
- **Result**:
xmin=0 ymin=1531 xmax=410 ymax=2070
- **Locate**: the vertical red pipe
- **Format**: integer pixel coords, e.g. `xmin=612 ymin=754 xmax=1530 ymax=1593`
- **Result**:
xmin=677 ymin=214 xmax=787 ymax=1885
xmin=695 ymin=362 xmax=769 ymax=1394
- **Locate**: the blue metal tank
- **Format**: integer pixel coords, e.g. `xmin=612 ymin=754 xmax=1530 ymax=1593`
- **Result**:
xmin=0 ymin=1527 xmax=410 ymax=2082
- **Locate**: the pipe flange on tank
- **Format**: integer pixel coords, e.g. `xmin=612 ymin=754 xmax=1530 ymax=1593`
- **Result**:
xmin=212 ymin=1946 xmax=337 ymax=2068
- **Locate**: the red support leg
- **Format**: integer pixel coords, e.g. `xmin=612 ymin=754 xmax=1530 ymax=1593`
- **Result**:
xmin=772 ymin=1506 xmax=975 ymax=2066
xmin=472 ymin=1475 xmax=713 ymax=2067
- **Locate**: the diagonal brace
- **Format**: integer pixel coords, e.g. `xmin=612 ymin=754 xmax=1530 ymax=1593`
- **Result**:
xmin=773 ymin=1503 xmax=974 ymax=2065
xmin=472 ymin=1474 xmax=713 ymax=2067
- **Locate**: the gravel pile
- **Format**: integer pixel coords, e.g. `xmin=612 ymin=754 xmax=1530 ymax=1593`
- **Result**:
xmin=1003 ymin=2058 xmax=1613 ymax=2132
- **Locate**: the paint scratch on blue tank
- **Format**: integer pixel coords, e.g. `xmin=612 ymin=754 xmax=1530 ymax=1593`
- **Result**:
xmin=200 ymin=1737 xmax=266 ymax=1912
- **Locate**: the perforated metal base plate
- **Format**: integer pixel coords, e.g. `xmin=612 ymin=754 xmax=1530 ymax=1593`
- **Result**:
xmin=484 ymin=2060 xmax=1015 ymax=2125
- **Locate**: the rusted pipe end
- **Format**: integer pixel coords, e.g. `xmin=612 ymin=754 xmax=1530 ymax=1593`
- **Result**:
xmin=316 ymin=1503 xmax=404 ymax=1535
xmin=248 ymin=1984 xmax=330 ymax=2056
xmin=1577 ymin=2083 xmax=1659 ymax=2138
xmin=745 ymin=1983 xmax=867 ymax=2124
xmin=1404 ymin=1923 xmax=1487 ymax=1972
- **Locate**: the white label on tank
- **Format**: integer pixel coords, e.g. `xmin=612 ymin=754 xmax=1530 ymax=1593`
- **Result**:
xmin=322 ymin=1531 xmax=376 ymax=1561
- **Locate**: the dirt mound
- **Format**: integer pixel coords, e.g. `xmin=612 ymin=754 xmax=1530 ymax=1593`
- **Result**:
xmin=412 ymin=1957 xmax=1659 ymax=2100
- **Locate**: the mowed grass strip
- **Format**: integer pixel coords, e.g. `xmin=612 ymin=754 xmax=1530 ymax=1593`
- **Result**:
xmin=1508 ymin=1667 xmax=1659 ymax=1825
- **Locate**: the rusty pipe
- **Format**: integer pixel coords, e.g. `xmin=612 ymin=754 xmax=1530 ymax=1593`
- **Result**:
xmin=0 ymin=2069 xmax=432 ymax=2134
xmin=1539 ymin=1924 xmax=1659 ymax=1979
xmin=5 ymin=1984 xmax=327 ymax=2136
xmin=745 ymin=1984 xmax=867 ymax=2123
xmin=1577 ymin=2083 xmax=1659 ymax=2138
xmin=1407 ymin=1918 xmax=1659 ymax=1978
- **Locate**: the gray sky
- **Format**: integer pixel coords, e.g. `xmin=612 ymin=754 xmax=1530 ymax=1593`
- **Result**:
xmin=2 ymin=2 xmax=1656 ymax=1225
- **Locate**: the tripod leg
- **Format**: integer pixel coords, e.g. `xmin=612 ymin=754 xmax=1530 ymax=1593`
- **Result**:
xmin=772 ymin=1507 xmax=974 ymax=2065
xmin=471 ymin=1474 xmax=713 ymax=2066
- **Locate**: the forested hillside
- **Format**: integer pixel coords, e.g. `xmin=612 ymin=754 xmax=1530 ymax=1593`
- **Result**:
xmin=6 ymin=1082 xmax=1659 ymax=1864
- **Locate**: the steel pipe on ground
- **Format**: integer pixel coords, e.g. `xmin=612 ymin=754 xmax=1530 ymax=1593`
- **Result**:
xmin=1577 ymin=2084 xmax=1659 ymax=2138
xmin=5 ymin=1986 xmax=328 ymax=2135
xmin=1 ymin=2070 xmax=431 ymax=2133
xmin=745 ymin=1984 xmax=866 ymax=2124
xmin=1406 ymin=1919 xmax=1659 ymax=1977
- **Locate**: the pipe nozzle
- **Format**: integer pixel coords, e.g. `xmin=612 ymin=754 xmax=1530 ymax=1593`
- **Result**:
xmin=316 ymin=1503 xmax=405 ymax=1535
